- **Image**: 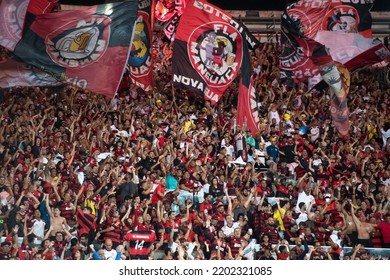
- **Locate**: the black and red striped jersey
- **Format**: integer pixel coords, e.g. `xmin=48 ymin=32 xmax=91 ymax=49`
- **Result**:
xmin=124 ymin=231 xmax=156 ymax=259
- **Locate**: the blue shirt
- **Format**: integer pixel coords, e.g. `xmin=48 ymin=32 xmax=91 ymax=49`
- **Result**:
xmin=166 ymin=174 xmax=178 ymax=191
xmin=266 ymin=145 xmax=279 ymax=162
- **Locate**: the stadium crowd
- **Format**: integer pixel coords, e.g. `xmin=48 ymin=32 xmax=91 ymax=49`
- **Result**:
xmin=0 ymin=31 xmax=389 ymax=261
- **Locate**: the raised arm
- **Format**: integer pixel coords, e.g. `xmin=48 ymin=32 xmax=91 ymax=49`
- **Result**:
xmin=44 ymin=193 xmax=53 ymax=218
xmin=349 ymin=201 xmax=361 ymax=227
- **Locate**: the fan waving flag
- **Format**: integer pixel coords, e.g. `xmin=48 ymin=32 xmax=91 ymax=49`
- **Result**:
xmin=173 ymin=0 xmax=246 ymax=104
xmin=13 ymin=1 xmax=138 ymax=99
xmin=129 ymin=0 xmax=154 ymax=92
xmin=0 ymin=0 xmax=30 ymax=51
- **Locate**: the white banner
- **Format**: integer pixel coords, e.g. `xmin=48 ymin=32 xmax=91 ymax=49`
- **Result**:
xmin=0 ymin=260 xmax=387 ymax=279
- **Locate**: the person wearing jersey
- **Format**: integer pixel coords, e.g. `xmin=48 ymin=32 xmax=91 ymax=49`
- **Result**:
xmin=123 ymin=230 xmax=156 ymax=260
xmin=178 ymin=171 xmax=196 ymax=205
xmin=229 ymin=227 xmax=247 ymax=258
xmin=163 ymin=203 xmax=191 ymax=241
xmin=99 ymin=207 xmax=122 ymax=247
xmin=210 ymin=229 xmax=228 ymax=259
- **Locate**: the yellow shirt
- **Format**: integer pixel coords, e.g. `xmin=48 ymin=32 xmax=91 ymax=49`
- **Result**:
xmin=273 ymin=208 xmax=286 ymax=231
xmin=184 ymin=121 xmax=192 ymax=134
xmin=367 ymin=124 xmax=376 ymax=139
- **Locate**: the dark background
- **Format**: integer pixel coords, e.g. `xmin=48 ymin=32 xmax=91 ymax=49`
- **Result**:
xmin=60 ymin=0 xmax=390 ymax=11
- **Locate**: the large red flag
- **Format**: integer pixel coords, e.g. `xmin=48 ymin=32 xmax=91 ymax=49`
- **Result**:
xmin=13 ymin=1 xmax=138 ymax=99
xmin=237 ymin=36 xmax=260 ymax=135
xmin=280 ymin=5 xmax=334 ymax=84
xmin=172 ymin=0 xmax=246 ymax=104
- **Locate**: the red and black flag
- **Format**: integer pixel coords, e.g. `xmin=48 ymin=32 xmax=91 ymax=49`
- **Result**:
xmin=0 ymin=0 xmax=30 ymax=51
xmin=344 ymin=43 xmax=390 ymax=72
xmin=154 ymin=0 xmax=189 ymax=41
xmin=129 ymin=0 xmax=154 ymax=93
xmin=308 ymin=31 xmax=390 ymax=92
xmin=235 ymin=16 xmax=260 ymax=51
xmin=320 ymin=0 xmax=375 ymax=38
xmin=159 ymin=0 xmax=189 ymax=41
xmin=24 ymin=0 xmax=58 ymax=30
xmin=280 ymin=4 xmax=333 ymax=84
xmin=172 ymin=0 xmax=245 ymax=105
xmin=237 ymin=36 xmax=260 ymax=136
xmin=76 ymin=208 xmax=97 ymax=234
xmin=13 ymin=1 xmax=138 ymax=99
xmin=285 ymin=0 xmax=332 ymax=40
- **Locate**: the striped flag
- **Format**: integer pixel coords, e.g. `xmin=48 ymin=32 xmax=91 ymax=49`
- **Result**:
xmin=237 ymin=35 xmax=260 ymax=135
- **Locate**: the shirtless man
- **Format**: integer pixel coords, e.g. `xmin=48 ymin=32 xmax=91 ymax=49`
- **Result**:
xmin=350 ymin=202 xmax=376 ymax=247
xmin=44 ymin=193 xmax=68 ymax=237
xmin=341 ymin=201 xmax=358 ymax=246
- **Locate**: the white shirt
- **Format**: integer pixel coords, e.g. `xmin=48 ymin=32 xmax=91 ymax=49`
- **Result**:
xmin=222 ymin=222 xmax=240 ymax=237
xmin=104 ymin=248 xmax=117 ymax=260
xmin=380 ymin=128 xmax=390 ymax=147
xmin=312 ymin=158 xmax=322 ymax=167
xmin=32 ymin=219 xmax=46 ymax=240
xmin=296 ymin=212 xmax=308 ymax=226
xmin=295 ymin=191 xmax=314 ymax=213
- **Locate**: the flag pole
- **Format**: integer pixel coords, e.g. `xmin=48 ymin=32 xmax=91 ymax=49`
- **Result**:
xmin=151 ymin=0 xmax=156 ymax=35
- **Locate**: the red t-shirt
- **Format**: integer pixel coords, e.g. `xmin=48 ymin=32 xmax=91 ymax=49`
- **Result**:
xmin=277 ymin=251 xmax=289 ymax=260
xmin=151 ymin=184 xmax=165 ymax=205
xmin=199 ymin=201 xmax=213 ymax=213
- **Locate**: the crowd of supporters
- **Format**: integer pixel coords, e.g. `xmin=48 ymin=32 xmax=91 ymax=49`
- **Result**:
xmin=0 ymin=32 xmax=389 ymax=260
